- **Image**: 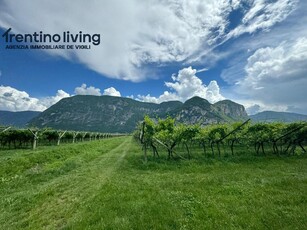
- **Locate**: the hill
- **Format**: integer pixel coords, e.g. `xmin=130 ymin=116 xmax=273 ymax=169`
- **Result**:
xmin=29 ymin=95 xmax=248 ymax=132
xmin=250 ymin=111 xmax=307 ymax=123
xmin=0 ymin=110 xmax=41 ymax=127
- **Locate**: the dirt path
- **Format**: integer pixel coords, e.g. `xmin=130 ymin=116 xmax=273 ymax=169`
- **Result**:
xmin=26 ymin=137 xmax=133 ymax=229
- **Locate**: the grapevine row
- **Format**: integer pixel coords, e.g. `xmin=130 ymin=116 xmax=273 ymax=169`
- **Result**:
xmin=134 ymin=116 xmax=307 ymax=161
xmin=0 ymin=127 xmax=123 ymax=150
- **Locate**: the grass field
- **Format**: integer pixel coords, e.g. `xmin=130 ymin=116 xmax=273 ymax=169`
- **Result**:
xmin=1 ymin=136 xmax=307 ymax=229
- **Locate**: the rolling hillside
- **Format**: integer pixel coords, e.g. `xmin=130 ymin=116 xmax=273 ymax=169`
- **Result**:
xmin=0 ymin=110 xmax=41 ymax=127
xmin=250 ymin=111 xmax=307 ymax=123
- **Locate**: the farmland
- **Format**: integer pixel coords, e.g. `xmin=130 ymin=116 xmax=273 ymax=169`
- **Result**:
xmin=1 ymin=136 xmax=307 ymax=229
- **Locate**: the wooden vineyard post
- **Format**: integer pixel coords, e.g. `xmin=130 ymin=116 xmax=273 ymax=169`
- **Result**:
xmin=217 ymin=119 xmax=251 ymax=156
xmin=0 ymin=127 xmax=11 ymax=148
xmin=139 ymin=121 xmax=147 ymax=163
xmin=153 ymin=137 xmax=185 ymax=160
xmin=144 ymin=143 xmax=148 ymax=163
xmin=28 ymin=129 xmax=39 ymax=150
xmin=273 ymin=124 xmax=306 ymax=155
xmin=72 ymin=131 xmax=79 ymax=143
xmin=57 ymin=131 xmax=67 ymax=146
xmin=82 ymin=132 xmax=87 ymax=142
xmin=1 ymin=126 xmax=11 ymax=133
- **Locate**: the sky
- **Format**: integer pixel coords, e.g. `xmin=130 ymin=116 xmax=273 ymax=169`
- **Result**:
xmin=0 ymin=0 xmax=306 ymax=115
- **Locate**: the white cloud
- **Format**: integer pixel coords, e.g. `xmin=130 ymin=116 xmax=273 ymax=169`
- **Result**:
xmin=221 ymin=61 xmax=246 ymax=84
xmin=246 ymin=104 xmax=261 ymax=115
xmin=138 ymin=66 xmax=224 ymax=104
xmin=235 ymin=37 xmax=307 ymax=114
xmin=40 ymin=90 xmax=70 ymax=108
xmin=126 ymin=95 xmax=135 ymax=99
xmin=103 ymin=87 xmax=121 ymax=97
xmin=0 ymin=85 xmax=45 ymax=111
xmin=74 ymin=84 xmax=121 ymax=97
xmin=196 ymin=68 xmax=209 ymax=73
xmin=74 ymin=84 xmax=101 ymax=96
xmin=227 ymin=0 xmax=298 ymax=39
xmin=0 ymin=85 xmax=69 ymax=111
xmin=221 ymin=0 xmax=307 ymax=86
xmin=0 ymin=84 xmax=124 ymax=112
xmin=0 ymin=0 xmax=297 ymax=81
xmin=137 ymin=91 xmax=179 ymax=104
xmin=241 ymin=101 xmax=288 ymax=115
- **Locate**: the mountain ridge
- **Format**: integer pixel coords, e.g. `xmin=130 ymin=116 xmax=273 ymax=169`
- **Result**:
xmin=3 ymin=99 xmax=307 ymax=132
xmin=0 ymin=110 xmax=41 ymax=127
xmin=29 ymin=95 xmax=248 ymax=132
xmin=249 ymin=111 xmax=307 ymax=123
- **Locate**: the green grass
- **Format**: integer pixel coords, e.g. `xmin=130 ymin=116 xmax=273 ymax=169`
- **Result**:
xmin=1 ymin=136 xmax=307 ymax=229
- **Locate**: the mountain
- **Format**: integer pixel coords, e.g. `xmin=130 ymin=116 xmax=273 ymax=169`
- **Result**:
xmin=0 ymin=110 xmax=41 ymax=127
xmin=173 ymin=97 xmax=247 ymax=125
xmin=29 ymin=95 xmax=248 ymax=133
xmin=250 ymin=111 xmax=307 ymax=123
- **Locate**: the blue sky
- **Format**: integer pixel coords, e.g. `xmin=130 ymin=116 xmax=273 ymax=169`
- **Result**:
xmin=0 ymin=0 xmax=307 ymax=114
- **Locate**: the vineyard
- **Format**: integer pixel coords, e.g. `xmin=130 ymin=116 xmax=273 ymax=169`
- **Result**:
xmin=0 ymin=126 xmax=122 ymax=150
xmin=1 ymin=120 xmax=307 ymax=228
xmin=135 ymin=116 xmax=307 ymax=161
